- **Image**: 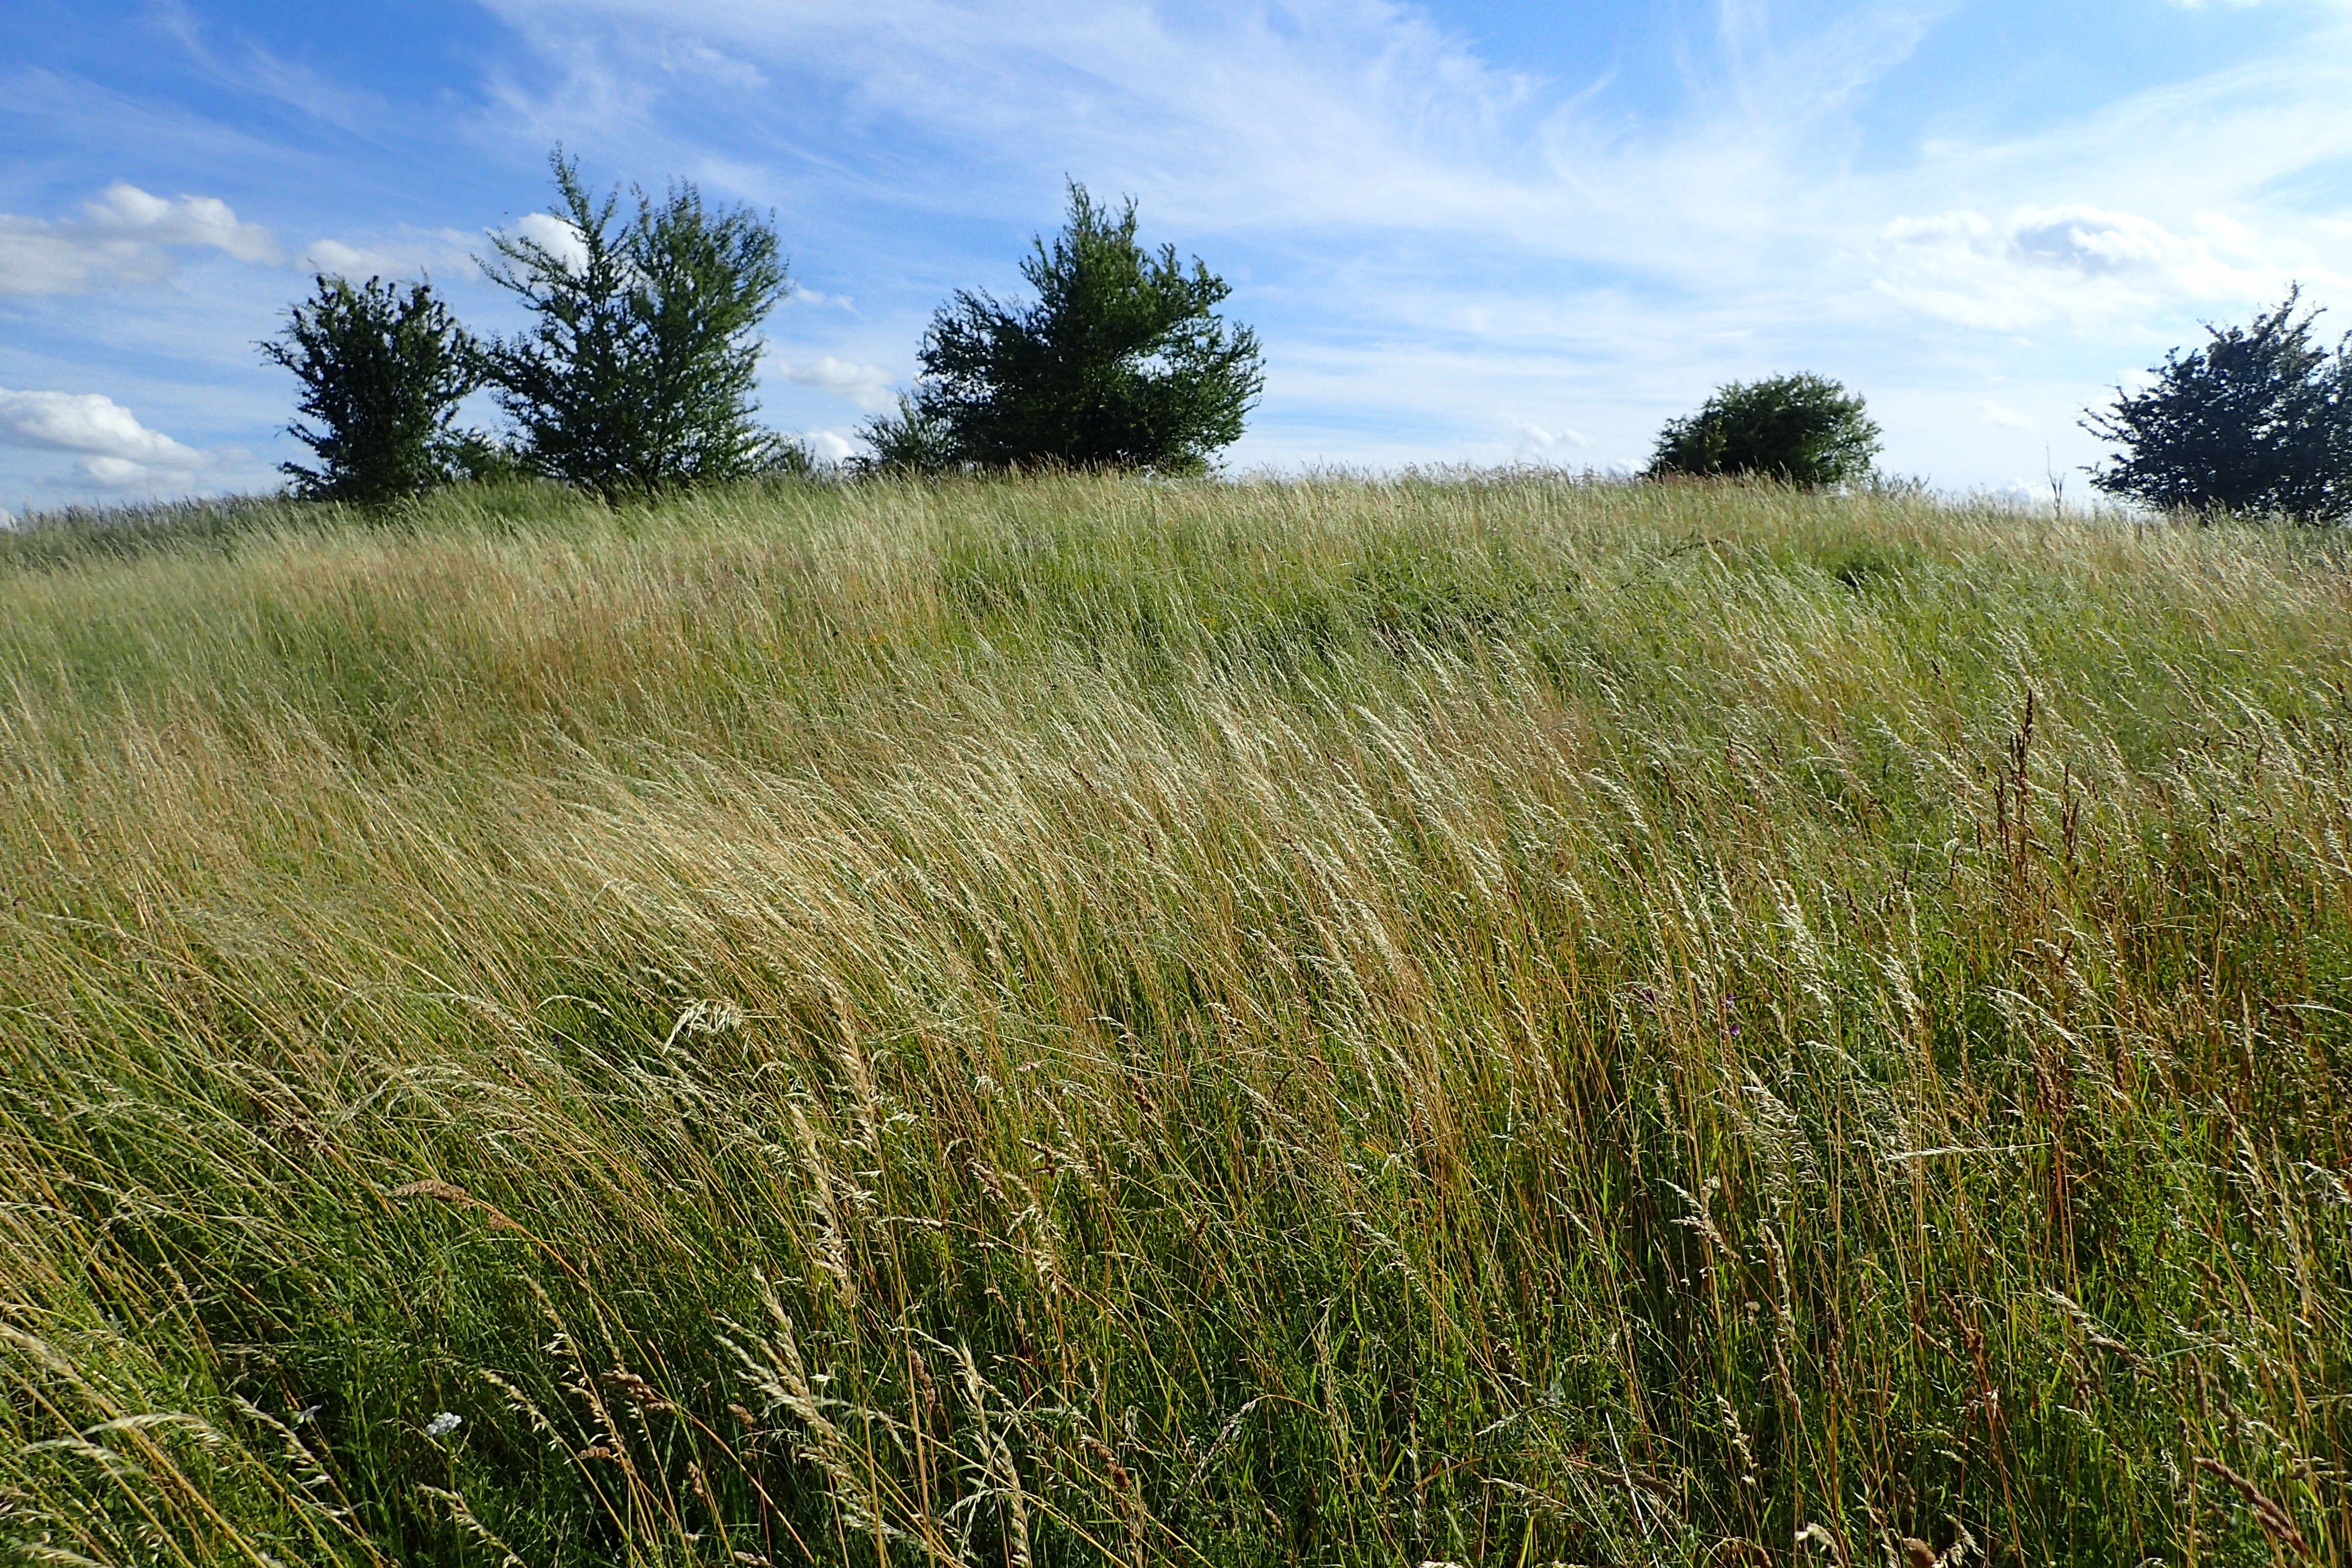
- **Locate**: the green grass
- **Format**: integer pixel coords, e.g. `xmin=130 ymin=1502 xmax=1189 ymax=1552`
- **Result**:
xmin=3 ymin=471 xmax=2350 ymax=1567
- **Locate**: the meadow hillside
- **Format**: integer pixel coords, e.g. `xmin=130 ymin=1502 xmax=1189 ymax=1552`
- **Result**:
xmin=4 ymin=474 xmax=2351 ymax=1568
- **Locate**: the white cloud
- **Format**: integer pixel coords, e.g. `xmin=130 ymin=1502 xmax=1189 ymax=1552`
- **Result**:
xmin=76 ymin=455 xmax=171 ymax=487
xmin=777 ymin=355 xmax=896 ymax=412
xmin=0 ymin=386 xmax=215 ymax=491
xmin=81 ymin=183 xmax=279 ymax=262
xmin=0 ymin=386 xmax=206 ymax=463
xmin=298 ymin=238 xmax=377 ymax=275
xmin=1510 ymin=421 xmax=1591 ymax=462
xmin=2011 ymin=208 xmax=2207 ymax=277
xmin=7 ymin=0 xmax=2348 ymax=500
xmin=535 ymin=2 xmax=2352 ymax=488
xmin=663 ymin=36 xmax=765 ymax=92
xmin=1872 ymin=204 xmax=2291 ymax=330
xmin=508 ymin=211 xmax=591 ymax=272
xmin=297 ymin=229 xmax=482 ymax=280
xmin=0 ymin=182 xmax=279 ymax=296
xmin=798 ymin=428 xmax=859 ymax=464
xmin=1978 ymin=400 xmax=2035 ymax=431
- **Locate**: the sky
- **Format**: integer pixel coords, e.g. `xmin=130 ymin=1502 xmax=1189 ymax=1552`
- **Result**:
xmin=2 ymin=0 xmax=2349 ymax=513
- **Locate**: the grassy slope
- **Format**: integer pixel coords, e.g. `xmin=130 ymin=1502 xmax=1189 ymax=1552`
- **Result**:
xmin=3 ymin=474 xmax=2350 ymax=1567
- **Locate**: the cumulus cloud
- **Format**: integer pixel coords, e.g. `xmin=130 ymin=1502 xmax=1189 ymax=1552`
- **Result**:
xmin=0 ymin=386 xmax=215 ymax=490
xmin=798 ymin=428 xmax=860 ymax=464
xmin=777 ymin=356 xmax=896 ymax=412
xmin=1874 ymin=205 xmax=2282 ymax=329
xmin=0 ymin=387 xmax=205 ymax=463
xmin=507 ymin=211 xmax=591 ymax=272
xmin=0 ymin=182 xmax=279 ymax=296
xmin=2010 ymin=208 xmax=2234 ymax=280
xmin=82 ymin=183 xmax=279 ymax=261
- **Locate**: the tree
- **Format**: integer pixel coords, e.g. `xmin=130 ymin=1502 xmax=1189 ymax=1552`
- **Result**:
xmin=1648 ymin=373 xmax=1880 ymax=489
xmin=480 ymin=152 xmax=790 ymax=501
xmin=853 ymin=394 xmax=961 ymax=476
xmin=260 ymin=274 xmax=481 ymax=505
xmin=2084 ymin=288 xmax=2352 ymax=523
xmin=879 ymin=181 xmax=1263 ymax=474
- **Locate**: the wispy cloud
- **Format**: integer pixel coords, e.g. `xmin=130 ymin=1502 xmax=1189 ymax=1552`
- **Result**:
xmin=297 ymin=229 xmax=482 ymax=281
xmin=8 ymin=0 xmax=2352 ymax=499
xmin=459 ymin=0 xmax=2352 ymax=475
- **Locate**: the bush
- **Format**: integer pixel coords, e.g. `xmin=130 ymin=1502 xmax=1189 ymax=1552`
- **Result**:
xmin=753 ymin=435 xmax=824 ymax=480
xmin=1648 ymin=373 xmax=1880 ymax=488
xmin=259 ymin=274 xmax=481 ymax=505
xmin=2084 ymin=288 xmax=2352 ymax=523
xmin=878 ymin=181 xmax=1263 ymax=475
xmin=480 ymin=152 xmax=791 ymax=501
xmin=852 ymin=393 xmax=962 ymax=476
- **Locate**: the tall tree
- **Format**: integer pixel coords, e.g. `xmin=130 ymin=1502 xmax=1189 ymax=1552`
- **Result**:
xmin=480 ymin=152 xmax=790 ymax=501
xmin=260 ymin=274 xmax=480 ymax=506
xmin=2084 ymin=287 xmax=2352 ymax=523
xmin=880 ymin=181 xmax=1262 ymax=474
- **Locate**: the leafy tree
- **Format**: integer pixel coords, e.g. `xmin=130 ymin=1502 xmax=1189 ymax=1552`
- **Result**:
xmin=2084 ymin=287 xmax=2352 ymax=523
xmin=754 ymin=435 xmax=823 ymax=480
xmin=260 ymin=274 xmax=481 ymax=505
xmin=882 ymin=181 xmax=1263 ymax=474
xmin=1648 ymin=373 xmax=1880 ymax=488
xmin=480 ymin=152 xmax=790 ymax=500
xmin=853 ymin=394 xmax=961 ymax=476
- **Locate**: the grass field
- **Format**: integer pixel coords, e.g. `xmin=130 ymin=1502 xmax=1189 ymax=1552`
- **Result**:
xmin=4 ymin=473 xmax=2351 ymax=1567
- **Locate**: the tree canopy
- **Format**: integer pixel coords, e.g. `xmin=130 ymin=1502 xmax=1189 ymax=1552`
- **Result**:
xmin=480 ymin=153 xmax=790 ymax=501
xmin=260 ymin=274 xmax=480 ymax=506
xmin=881 ymin=182 xmax=1262 ymax=474
xmin=1648 ymin=374 xmax=1880 ymax=489
xmin=2084 ymin=288 xmax=2352 ymax=523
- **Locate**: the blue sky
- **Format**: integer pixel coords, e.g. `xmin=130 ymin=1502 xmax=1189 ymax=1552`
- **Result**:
xmin=3 ymin=0 xmax=2348 ymax=512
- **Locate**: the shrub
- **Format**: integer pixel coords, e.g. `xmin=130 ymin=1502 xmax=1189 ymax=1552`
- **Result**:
xmin=853 ymin=393 xmax=962 ymax=476
xmin=1648 ymin=372 xmax=1880 ymax=488
xmin=480 ymin=152 xmax=791 ymax=501
xmin=2084 ymin=288 xmax=2352 ymax=523
xmin=753 ymin=435 xmax=824 ymax=480
xmin=259 ymin=274 xmax=481 ymax=505
xmin=879 ymin=181 xmax=1263 ymax=475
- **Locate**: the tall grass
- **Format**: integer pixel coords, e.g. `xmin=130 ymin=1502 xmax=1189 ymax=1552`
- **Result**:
xmin=3 ymin=472 xmax=2349 ymax=1566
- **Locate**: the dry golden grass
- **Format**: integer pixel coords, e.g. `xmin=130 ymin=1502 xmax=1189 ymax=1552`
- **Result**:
xmin=3 ymin=472 xmax=2350 ymax=1566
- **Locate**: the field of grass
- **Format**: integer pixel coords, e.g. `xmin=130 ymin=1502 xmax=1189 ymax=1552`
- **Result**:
xmin=4 ymin=472 xmax=2351 ymax=1567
